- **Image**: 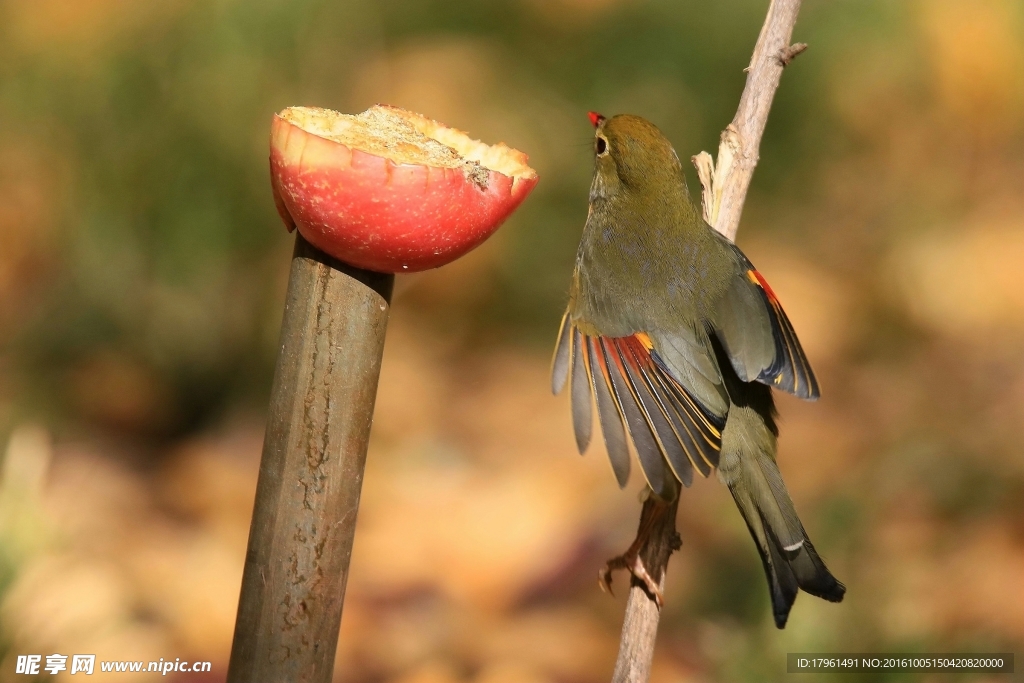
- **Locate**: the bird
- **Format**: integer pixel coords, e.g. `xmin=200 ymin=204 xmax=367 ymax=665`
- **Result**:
xmin=551 ymin=111 xmax=845 ymax=628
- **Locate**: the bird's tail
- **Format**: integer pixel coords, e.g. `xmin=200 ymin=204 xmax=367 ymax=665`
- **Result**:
xmin=716 ymin=382 xmax=845 ymax=628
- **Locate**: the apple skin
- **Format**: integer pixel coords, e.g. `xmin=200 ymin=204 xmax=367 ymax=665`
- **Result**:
xmin=270 ymin=114 xmax=538 ymax=273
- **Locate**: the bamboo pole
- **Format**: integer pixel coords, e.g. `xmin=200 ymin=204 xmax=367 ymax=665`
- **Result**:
xmin=227 ymin=234 xmax=393 ymax=683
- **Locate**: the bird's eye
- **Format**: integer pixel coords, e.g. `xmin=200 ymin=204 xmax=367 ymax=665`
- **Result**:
xmin=595 ymin=136 xmax=608 ymax=156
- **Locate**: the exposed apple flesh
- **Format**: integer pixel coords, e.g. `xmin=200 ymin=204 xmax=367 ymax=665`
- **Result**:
xmin=270 ymin=105 xmax=538 ymax=273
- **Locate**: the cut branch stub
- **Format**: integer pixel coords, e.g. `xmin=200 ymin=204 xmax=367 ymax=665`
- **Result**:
xmin=691 ymin=151 xmax=716 ymax=225
xmin=778 ymin=42 xmax=808 ymax=66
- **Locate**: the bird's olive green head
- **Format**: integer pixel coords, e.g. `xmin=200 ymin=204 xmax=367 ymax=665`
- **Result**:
xmin=589 ymin=112 xmax=685 ymax=199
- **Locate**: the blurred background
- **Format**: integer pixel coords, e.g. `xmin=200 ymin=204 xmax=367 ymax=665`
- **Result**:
xmin=1 ymin=0 xmax=1023 ymax=680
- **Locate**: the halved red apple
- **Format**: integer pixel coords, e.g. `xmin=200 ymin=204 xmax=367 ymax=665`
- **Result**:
xmin=270 ymin=105 xmax=538 ymax=273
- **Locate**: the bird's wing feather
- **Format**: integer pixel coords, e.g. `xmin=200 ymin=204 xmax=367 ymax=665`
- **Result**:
xmin=551 ymin=311 xmax=572 ymax=394
xmin=713 ymin=244 xmax=820 ymax=400
xmin=586 ymin=336 xmax=631 ymax=487
xmin=648 ymin=327 xmax=730 ymax=418
xmin=570 ymin=327 xmax=593 ymax=454
xmin=552 ymin=318 xmax=725 ymax=495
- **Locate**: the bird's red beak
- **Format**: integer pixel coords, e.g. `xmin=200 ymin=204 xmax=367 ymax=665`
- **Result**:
xmin=588 ymin=111 xmax=606 ymax=128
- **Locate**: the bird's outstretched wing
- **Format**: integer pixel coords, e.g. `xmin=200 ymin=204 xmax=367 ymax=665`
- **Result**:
xmin=553 ymin=314 xmax=725 ymax=498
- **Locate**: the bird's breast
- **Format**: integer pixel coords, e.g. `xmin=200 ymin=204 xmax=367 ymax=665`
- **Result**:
xmin=571 ymin=209 xmax=721 ymax=335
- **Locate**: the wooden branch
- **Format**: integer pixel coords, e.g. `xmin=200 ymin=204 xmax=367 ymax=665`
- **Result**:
xmin=611 ymin=1 xmax=805 ymax=681
xmin=695 ymin=0 xmax=806 ymax=241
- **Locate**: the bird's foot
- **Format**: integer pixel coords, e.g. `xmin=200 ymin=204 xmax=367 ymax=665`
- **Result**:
xmin=599 ymin=549 xmax=664 ymax=607
xmin=598 ymin=493 xmax=675 ymax=607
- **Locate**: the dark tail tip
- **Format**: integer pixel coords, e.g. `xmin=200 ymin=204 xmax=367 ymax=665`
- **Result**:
xmin=794 ymin=539 xmax=846 ymax=603
xmin=766 ymin=537 xmax=845 ymax=629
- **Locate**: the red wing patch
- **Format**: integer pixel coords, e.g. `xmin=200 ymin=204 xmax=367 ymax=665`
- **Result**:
xmin=748 ymin=269 xmax=779 ymax=304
